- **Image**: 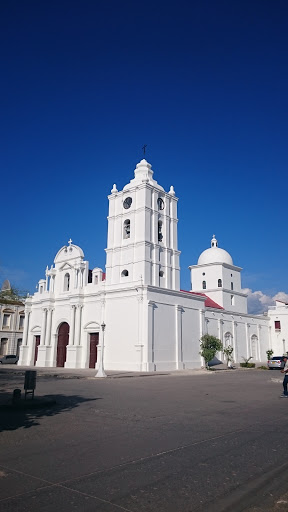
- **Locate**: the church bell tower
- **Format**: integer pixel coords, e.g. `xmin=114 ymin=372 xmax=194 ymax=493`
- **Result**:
xmin=105 ymin=159 xmax=180 ymax=290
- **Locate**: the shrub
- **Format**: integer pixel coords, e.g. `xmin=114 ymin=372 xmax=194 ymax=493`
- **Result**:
xmin=200 ymin=334 xmax=223 ymax=369
xmin=240 ymin=362 xmax=255 ymax=368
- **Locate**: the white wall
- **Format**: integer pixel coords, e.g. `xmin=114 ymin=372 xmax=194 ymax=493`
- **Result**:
xmin=268 ymin=304 xmax=288 ymax=355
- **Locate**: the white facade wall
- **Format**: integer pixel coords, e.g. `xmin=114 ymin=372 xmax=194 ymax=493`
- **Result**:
xmin=204 ymin=309 xmax=269 ymax=364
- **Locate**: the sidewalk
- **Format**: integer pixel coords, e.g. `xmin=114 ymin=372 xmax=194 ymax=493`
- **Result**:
xmin=0 ymin=364 xmax=209 ymax=380
xmin=0 ymin=362 xmax=267 ymax=380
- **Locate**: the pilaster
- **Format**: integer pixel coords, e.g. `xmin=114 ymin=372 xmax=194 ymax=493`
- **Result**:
xmin=175 ymin=305 xmax=184 ymax=370
xmin=147 ymin=301 xmax=155 ymax=371
xmin=41 ymin=308 xmax=47 ymax=346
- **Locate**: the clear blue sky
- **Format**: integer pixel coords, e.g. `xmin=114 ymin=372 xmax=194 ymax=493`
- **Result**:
xmin=1 ymin=0 xmax=287 ymax=303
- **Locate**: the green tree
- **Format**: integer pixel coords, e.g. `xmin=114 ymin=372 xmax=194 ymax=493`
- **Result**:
xmin=200 ymin=334 xmax=223 ymax=369
xmin=223 ymin=345 xmax=234 ymax=368
xmin=0 ymin=285 xmax=26 ymax=305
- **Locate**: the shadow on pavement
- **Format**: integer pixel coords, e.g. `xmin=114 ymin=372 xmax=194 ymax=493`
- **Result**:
xmin=0 ymin=395 xmax=101 ymax=432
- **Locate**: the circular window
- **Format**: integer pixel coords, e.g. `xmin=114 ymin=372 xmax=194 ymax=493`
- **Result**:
xmin=123 ymin=197 xmax=132 ymax=209
xmin=157 ymin=197 xmax=164 ymax=210
xmin=202 ymin=272 xmax=205 ymax=276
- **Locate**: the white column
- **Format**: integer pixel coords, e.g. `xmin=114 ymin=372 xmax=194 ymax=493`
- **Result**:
xmin=232 ymin=321 xmax=237 ymax=362
xmin=245 ymin=323 xmax=250 ymax=358
xmin=45 ymin=308 xmax=53 ymax=346
xmin=69 ymin=305 xmax=76 ymax=345
xmin=218 ymin=319 xmax=223 ymax=344
xmin=175 ymin=305 xmax=183 ymax=370
xmin=135 ymin=295 xmax=144 ymax=371
xmin=218 ymin=318 xmax=224 ymax=362
xmin=257 ymin=324 xmax=261 ymax=361
xmin=147 ymin=301 xmax=155 ymax=370
xmin=23 ymin=311 xmax=31 ymax=345
xmin=74 ymin=305 xmax=83 ymax=345
xmin=41 ymin=308 xmax=47 ymax=346
xmin=269 ymin=325 xmax=272 ymax=351
xmin=199 ymin=309 xmax=206 ymax=368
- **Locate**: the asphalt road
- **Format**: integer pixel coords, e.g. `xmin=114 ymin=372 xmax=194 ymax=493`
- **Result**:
xmin=0 ymin=368 xmax=288 ymax=512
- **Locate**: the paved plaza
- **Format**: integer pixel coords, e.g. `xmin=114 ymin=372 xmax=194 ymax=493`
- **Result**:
xmin=0 ymin=367 xmax=288 ymax=511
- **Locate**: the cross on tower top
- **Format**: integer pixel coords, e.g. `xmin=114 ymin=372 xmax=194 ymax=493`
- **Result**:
xmin=68 ymin=238 xmax=73 ymax=246
xmin=142 ymin=144 xmax=147 ymax=155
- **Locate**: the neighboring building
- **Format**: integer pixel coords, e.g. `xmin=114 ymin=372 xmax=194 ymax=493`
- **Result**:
xmin=18 ymin=159 xmax=288 ymax=370
xmin=267 ymin=301 xmax=288 ymax=356
xmin=0 ymin=280 xmax=25 ymax=357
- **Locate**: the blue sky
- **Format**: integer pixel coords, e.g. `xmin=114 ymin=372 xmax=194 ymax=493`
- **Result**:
xmin=1 ymin=0 xmax=288 ymax=311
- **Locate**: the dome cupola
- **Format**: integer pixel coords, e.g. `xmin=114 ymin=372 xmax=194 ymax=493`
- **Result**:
xmin=198 ymin=235 xmax=233 ymax=266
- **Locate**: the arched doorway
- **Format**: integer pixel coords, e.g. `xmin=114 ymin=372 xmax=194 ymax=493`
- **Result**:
xmin=57 ymin=322 xmax=69 ymax=367
xmin=89 ymin=333 xmax=99 ymax=368
xmin=16 ymin=339 xmax=22 ymax=357
xmin=34 ymin=336 xmax=40 ymax=365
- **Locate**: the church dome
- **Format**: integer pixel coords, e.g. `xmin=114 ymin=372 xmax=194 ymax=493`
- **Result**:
xmin=198 ymin=235 xmax=233 ymax=265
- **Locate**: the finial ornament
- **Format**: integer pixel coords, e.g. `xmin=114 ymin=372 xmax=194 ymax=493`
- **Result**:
xmin=111 ymin=184 xmax=118 ymax=194
xmin=211 ymin=235 xmax=218 ymax=248
xmin=68 ymin=238 xmax=72 ymax=247
xmin=168 ymin=185 xmax=175 ymax=196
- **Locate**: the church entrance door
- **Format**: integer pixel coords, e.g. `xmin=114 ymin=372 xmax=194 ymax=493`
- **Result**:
xmin=34 ymin=335 xmax=40 ymax=365
xmin=57 ymin=323 xmax=69 ymax=367
xmin=89 ymin=333 xmax=99 ymax=368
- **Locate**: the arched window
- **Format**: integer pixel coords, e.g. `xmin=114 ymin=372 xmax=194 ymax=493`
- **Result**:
xmin=158 ymin=221 xmax=163 ymax=242
xmin=202 ymin=280 xmax=206 ymax=290
xmin=159 ymin=270 xmax=164 ymax=277
xmin=64 ymin=273 xmax=70 ymax=291
xmin=231 ymin=282 xmax=233 ymax=290
xmin=121 ymin=269 xmax=129 ymax=277
xmin=218 ymin=279 xmax=222 ymax=287
xmin=123 ymin=219 xmax=130 ymax=239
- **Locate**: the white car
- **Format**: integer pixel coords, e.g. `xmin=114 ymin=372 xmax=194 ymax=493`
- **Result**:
xmin=267 ymin=356 xmax=285 ymax=370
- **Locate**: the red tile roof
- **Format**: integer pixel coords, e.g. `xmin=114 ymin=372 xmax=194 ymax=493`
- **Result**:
xmin=180 ymin=290 xmax=224 ymax=309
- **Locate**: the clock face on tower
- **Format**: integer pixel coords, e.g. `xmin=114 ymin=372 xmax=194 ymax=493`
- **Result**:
xmin=123 ymin=197 xmax=132 ymax=209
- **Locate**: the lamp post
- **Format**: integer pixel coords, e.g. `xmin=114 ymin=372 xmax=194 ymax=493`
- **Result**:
xmin=95 ymin=322 xmax=107 ymax=378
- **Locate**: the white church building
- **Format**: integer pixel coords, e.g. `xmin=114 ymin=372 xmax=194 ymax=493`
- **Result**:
xmin=19 ymin=159 xmax=288 ymax=371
